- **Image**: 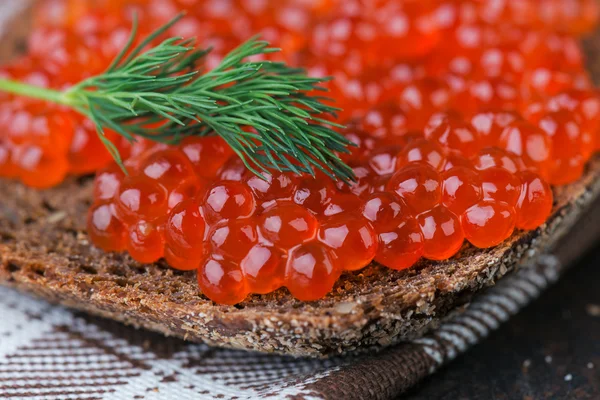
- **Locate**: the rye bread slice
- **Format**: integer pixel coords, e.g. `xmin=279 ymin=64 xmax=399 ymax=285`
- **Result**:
xmin=1 ymin=3 xmax=600 ymax=357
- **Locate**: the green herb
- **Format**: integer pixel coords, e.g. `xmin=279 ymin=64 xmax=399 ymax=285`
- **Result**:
xmin=0 ymin=14 xmax=355 ymax=183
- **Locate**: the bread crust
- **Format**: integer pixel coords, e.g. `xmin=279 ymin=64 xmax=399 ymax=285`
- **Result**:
xmin=1 ymin=1 xmax=600 ymax=357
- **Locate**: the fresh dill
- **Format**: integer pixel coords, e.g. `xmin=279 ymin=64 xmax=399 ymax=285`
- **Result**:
xmin=0 ymin=13 xmax=355 ymax=183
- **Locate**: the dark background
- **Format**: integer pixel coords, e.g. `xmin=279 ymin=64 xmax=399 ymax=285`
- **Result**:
xmin=404 ymin=246 xmax=600 ymax=400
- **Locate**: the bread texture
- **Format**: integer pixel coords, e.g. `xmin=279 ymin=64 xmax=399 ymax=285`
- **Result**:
xmin=1 ymin=2 xmax=600 ymax=357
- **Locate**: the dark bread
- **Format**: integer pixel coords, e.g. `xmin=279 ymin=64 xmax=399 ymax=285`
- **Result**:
xmin=1 ymin=2 xmax=600 ymax=357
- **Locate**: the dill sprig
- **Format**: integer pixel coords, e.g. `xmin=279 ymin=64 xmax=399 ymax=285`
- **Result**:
xmin=0 ymin=14 xmax=355 ymax=183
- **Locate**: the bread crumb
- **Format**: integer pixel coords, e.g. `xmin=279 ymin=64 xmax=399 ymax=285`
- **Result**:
xmin=499 ymin=264 xmax=507 ymax=275
xmin=335 ymin=302 xmax=356 ymax=314
xmin=46 ymin=211 xmax=67 ymax=224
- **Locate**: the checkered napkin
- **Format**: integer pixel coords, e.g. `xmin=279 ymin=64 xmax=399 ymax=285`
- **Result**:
xmin=0 ymin=255 xmax=561 ymax=400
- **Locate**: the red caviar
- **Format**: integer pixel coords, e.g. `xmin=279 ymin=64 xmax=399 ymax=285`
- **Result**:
xmin=259 ymin=202 xmax=318 ymax=248
xmin=164 ymin=199 xmax=206 ymax=270
xmin=470 ymin=110 xmax=521 ymax=148
xmin=362 ymin=192 xmax=424 ymax=271
xmin=198 ymin=257 xmax=249 ymax=305
xmin=515 ymin=171 xmax=554 ymax=230
xmin=441 ymin=166 xmax=483 ymax=215
xmin=396 ymin=139 xmax=446 ymax=171
xmin=387 ymin=163 xmax=442 ymax=214
xmin=87 ymin=202 xmax=127 ymax=251
xmin=424 ymin=112 xmax=481 ymax=157
xmin=462 ymin=200 xmax=516 ymax=248
xmin=285 ymin=241 xmax=341 ymax=301
xmin=480 ymin=167 xmax=522 ymax=206
xmin=209 ymin=219 xmax=259 ymax=260
xmin=538 ymin=109 xmax=585 ymax=185
xmin=399 ymin=77 xmax=454 ymax=131
xmin=418 ymin=205 xmax=464 ymax=261
xmin=242 ymin=244 xmax=285 ymax=295
xmin=3 ymin=0 xmax=599 ymax=304
xmin=472 ymin=147 xmax=523 ymax=173
xmin=499 ymin=120 xmax=553 ymax=179
xmin=319 ymin=212 xmax=378 ymax=271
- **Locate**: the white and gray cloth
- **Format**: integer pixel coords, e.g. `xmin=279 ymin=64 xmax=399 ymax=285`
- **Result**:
xmin=0 ymin=256 xmax=561 ymax=400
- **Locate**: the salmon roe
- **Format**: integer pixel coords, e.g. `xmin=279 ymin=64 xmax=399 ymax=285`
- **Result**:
xmin=3 ymin=0 xmax=600 ymax=304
